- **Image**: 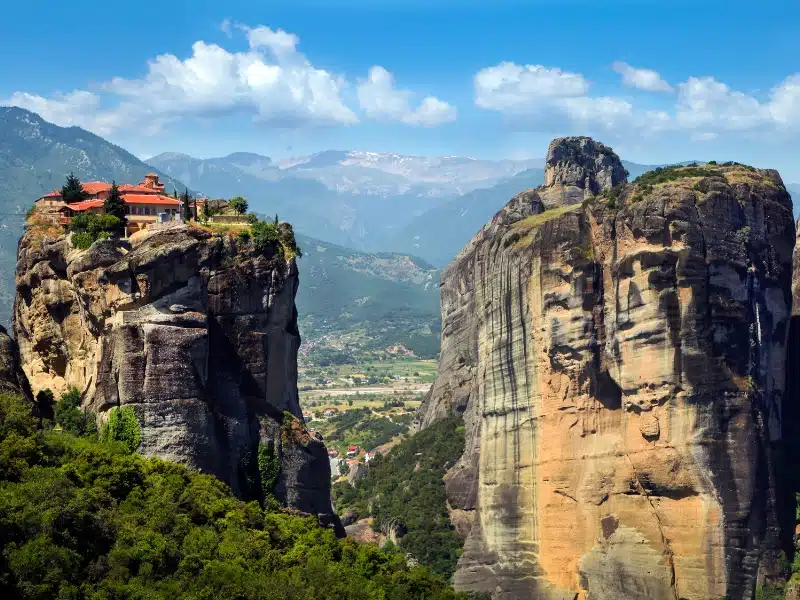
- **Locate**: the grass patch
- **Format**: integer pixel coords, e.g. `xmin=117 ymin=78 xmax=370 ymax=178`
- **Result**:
xmin=512 ymin=203 xmax=582 ymax=231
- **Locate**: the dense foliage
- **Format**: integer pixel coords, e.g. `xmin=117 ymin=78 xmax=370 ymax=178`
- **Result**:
xmin=324 ymin=408 xmax=409 ymax=453
xmin=0 ymin=393 xmax=471 ymax=600
xmin=69 ymin=213 xmax=122 ymax=249
xmin=100 ymin=406 xmax=141 ymax=454
xmin=332 ymin=416 xmax=466 ymax=580
xmin=61 ymin=172 xmax=88 ymax=204
xmin=250 ymin=218 xmax=302 ymax=259
xmin=53 ymin=388 xmax=96 ymax=437
xmin=102 ymin=182 xmax=126 ymax=232
xmin=228 ymin=196 xmax=248 ymax=215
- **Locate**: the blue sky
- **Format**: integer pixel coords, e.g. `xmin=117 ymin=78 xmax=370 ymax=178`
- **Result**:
xmin=2 ymin=0 xmax=800 ymax=180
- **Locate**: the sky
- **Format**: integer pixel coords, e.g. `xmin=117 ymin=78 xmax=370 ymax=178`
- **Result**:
xmin=1 ymin=0 xmax=799 ymax=180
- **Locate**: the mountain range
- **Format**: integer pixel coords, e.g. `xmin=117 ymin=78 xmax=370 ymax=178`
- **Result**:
xmin=146 ymin=150 xmax=541 ymax=255
xmin=1 ymin=105 xmax=798 ymax=339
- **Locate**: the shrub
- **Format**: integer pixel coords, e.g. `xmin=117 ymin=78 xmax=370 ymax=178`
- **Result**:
xmin=237 ymin=229 xmax=251 ymax=243
xmin=70 ymin=213 xmax=121 ymax=248
xmin=332 ymin=416 xmax=466 ymax=579
xmin=53 ymin=387 xmax=97 ymax=437
xmin=257 ymin=441 xmax=281 ymax=501
xmin=71 ymin=232 xmax=94 ymax=249
xmin=100 ymin=406 xmax=141 ymax=453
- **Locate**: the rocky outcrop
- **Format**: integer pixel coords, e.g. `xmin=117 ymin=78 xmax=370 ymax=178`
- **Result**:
xmin=13 ymin=223 xmax=337 ymax=524
xmin=418 ymin=139 xmax=797 ymax=599
xmin=0 ymin=325 xmax=31 ymax=399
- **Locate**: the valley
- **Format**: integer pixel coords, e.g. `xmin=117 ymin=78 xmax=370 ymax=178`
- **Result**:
xmin=0 ymin=101 xmax=798 ymax=600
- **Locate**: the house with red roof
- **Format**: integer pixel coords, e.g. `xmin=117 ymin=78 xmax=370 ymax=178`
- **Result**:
xmin=346 ymin=445 xmax=360 ymax=457
xmin=37 ymin=174 xmax=181 ymax=236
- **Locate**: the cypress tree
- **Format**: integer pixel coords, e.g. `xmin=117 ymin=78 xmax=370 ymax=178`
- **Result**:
xmin=103 ymin=181 xmax=127 ymax=234
xmin=181 ymin=188 xmax=192 ymax=221
xmin=61 ymin=172 xmax=88 ymax=204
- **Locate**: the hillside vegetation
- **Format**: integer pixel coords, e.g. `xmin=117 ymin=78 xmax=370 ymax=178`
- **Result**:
xmin=0 ymin=393 xmax=470 ymax=600
xmin=295 ymin=233 xmax=441 ymax=360
xmin=332 ymin=416 xmax=466 ymax=581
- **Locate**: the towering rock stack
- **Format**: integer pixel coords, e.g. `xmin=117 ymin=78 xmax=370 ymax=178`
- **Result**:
xmin=418 ymin=137 xmax=797 ymax=599
xmin=13 ymin=223 xmax=337 ymax=526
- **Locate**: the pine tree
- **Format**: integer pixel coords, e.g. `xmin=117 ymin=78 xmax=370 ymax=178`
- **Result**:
xmin=173 ymin=189 xmax=178 ymax=200
xmin=61 ymin=172 xmax=88 ymax=204
xmin=181 ymin=189 xmax=192 ymax=221
xmin=103 ymin=181 xmax=127 ymax=234
xmin=274 ymin=214 xmax=279 ymax=226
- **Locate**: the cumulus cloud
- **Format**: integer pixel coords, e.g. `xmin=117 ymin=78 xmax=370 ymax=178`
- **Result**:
xmin=357 ymin=66 xmax=456 ymax=127
xmin=611 ymin=61 xmax=673 ymax=93
xmin=474 ymin=60 xmax=800 ymax=138
xmin=103 ymin=26 xmax=358 ymax=129
xmin=3 ymin=24 xmax=458 ymax=137
xmin=473 ymin=62 xmax=634 ymax=130
xmin=474 ymin=62 xmax=589 ymax=112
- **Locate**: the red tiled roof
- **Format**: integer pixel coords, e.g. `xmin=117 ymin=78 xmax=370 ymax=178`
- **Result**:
xmin=145 ymin=173 xmax=158 ymax=178
xmin=118 ymin=184 xmax=158 ymax=194
xmin=66 ymin=200 xmax=105 ymax=212
xmin=42 ymin=190 xmax=61 ymax=198
xmin=82 ymin=181 xmax=113 ymax=195
xmin=123 ymin=194 xmax=180 ymax=206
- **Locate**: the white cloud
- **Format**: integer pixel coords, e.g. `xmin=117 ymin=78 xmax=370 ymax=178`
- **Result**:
xmin=675 ymin=77 xmax=767 ymax=131
xmin=474 ymin=60 xmax=800 ymax=138
xmin=103 ymin=26 xmax=358 ymax=129
xmin=4 ymin=24 xmax=457 ymax=137
xmin=473 ymin=62 xmax=634 ymax=131
xmin=691 ymin=132 xmax=718 ymax=142
xmin=3 ymin=90 xmax=135 ymax=137
xmin=611 ymin=61 xmax=673 ymax=93
xmin=357 ymin=66 xmax=456 ymax=127
xmin=769 ymin=74 xmax=800 ymax=125
xmin=474 ymin=62 xmax=589 ymax=112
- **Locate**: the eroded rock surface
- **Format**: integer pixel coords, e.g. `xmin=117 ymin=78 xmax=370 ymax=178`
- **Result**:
xmin=14 ymin=223 xmax=336 ymax=523
xmin=0 ymin=324 xmax=32 ymax=402
xmin=418 ymin=139 xmax=797 ymax=599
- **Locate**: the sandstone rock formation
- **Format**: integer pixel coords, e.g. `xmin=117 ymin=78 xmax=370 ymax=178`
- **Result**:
xmin=417 ymin=139 xmax=797 ymax=599
xmin=14 ymin=223 xmax=338 ymax=524
xmin=0 ymin=324 xmax=33 ymax=408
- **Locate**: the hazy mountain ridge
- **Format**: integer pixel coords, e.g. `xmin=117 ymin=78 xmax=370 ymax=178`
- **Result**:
xmin=294 ymin=233 xmax=441 ymax=359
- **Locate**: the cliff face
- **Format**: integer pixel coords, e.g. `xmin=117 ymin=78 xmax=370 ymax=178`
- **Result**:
xmin=418 ymin=138 xmax=797 ymax=599
xmin=14 ymin=223 xmax=337 ymax=522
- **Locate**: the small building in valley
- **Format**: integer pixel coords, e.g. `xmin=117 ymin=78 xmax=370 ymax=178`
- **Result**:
xmin=346 ymin=445 xmax=360 ymax=457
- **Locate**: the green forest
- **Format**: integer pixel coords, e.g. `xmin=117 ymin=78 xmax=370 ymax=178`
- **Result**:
xmin=0 ymin=392 xmax=472 ymax=600
xmin=332 ymin=416 xmax=466 ymax=581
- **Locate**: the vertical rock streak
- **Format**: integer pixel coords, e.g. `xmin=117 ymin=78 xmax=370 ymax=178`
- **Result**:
xmin=421 ymin=138 xmax=796 ymax=599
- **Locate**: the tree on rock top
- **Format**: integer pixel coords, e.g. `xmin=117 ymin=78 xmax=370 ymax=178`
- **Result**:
xmin=181 ymin=188 xmax=192 ymax=221
xmin=103 ymin=181 xmax=127 ymax=234
xmin=229 ymin=196 xmax=248 ymax=215
xmin=61 ymin=172 xmax=88 ymax=204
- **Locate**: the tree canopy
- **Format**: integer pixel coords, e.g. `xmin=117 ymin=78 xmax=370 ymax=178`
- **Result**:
xmin=102 ymin=181 xmax=126 ymax=233
xmin=60 ymin=172 xmax=88 ymax=204
xmin=229 ymin=196 xmax=249 ymax=215
xmin=0 ymin=392 xmax=472 ymax=600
